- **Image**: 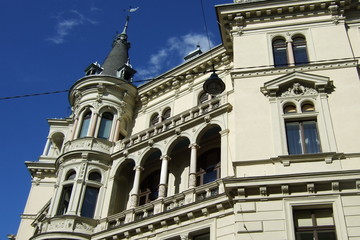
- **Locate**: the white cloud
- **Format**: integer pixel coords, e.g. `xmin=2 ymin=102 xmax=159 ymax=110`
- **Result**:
xmin=137 ymin=33 xmax=214 ymax=80
xmin=47 ymin=10 xmax=97 ymax=44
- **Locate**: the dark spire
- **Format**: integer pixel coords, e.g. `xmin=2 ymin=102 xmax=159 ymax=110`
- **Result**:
xmin=102 ymin=16 xmax=134 ymax=79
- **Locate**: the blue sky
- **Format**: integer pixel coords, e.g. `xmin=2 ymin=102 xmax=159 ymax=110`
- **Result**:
xmin=0 ymin=0 xmax=230 ymax=237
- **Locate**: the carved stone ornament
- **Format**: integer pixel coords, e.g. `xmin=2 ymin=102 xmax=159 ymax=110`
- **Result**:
xmin=281 ymin=82 xmax=318 ymax=97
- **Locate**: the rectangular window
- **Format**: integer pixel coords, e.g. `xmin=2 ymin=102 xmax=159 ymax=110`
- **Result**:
xmin=293 ymin=208 xmax=337 ymax=240
xmin=285 ymin=120 xmax=321 ymax=155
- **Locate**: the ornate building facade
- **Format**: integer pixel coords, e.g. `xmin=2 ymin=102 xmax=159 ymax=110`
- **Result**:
xmin=16 ymin=0 xmax=360 ymax=239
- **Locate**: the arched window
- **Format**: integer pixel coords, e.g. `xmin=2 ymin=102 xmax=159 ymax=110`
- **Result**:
xmin=150 ymin=113 xmax=160 ymax=126
xmin=272 ymin=36 xmax=309 ymax=67
xmin=293 ymin=37 xmax=309 ymax=65
xmin=198 ymin=91 xmax=214 ymax=104
xmin=98 ymin=112 xmax=113 ymax=139
xmin=197 ymin=148 xmax=221 ymax=186
xmin=301 ymin=102 xmax=315 ymax=112
xmin=285 ymin=101 xmax=320 ymax=154
xmin=283 ymin=104 xmax=297 ymax=114
xmin=79 ymin=111 xmax=91 ymax=138
xmin=56 ymin=170 xmax=76 ymax=215
xmin=81 ymin=171 xmax=102 ymax=218
xmin=162 ymin=108 xmax=171 ymax=121
xmin=272 ymin=38 xmax=288 ymax=67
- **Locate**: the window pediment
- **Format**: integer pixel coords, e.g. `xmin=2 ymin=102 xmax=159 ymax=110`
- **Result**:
xmin=261 ymin=72 xmax=334 ymax=97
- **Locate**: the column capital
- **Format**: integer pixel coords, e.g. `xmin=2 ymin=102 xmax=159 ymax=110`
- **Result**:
xmin=160 ymin=155 xmax=171 ymax=161
xmin=188 ymin=143 xmax=200 ymax=149
xmin=219 ymin=129 xmax=230 ymax=136
xmin=133 ymin=165 xmax=144 ymax=171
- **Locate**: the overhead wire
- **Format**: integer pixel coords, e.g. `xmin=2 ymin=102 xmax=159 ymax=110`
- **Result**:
xmin=1 ymin=57 xmax=359 ymax=101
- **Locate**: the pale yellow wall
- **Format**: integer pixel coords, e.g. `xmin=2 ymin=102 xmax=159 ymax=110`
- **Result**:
xmin=17 ymin=181 xmax=55 ymax=240
xmin=233 ymin=33 xmax=269 ymax=68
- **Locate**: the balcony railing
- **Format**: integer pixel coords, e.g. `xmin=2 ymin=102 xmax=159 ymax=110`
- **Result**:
xmin=117 ymin=94 xmax=230 ymax=152
xmin=106 ymin=179 xmax=225 ymax=230
xmin=63 ymin=137 xmax=113 ymax=154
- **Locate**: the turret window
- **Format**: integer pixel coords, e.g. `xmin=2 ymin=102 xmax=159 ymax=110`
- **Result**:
xmin=80 ymin=171 xmax=102 ymax=218
xmin=56 ymin=170 xmax=76 ymax=215
xmin=98 ymin=112 xmax=114 ymax=139
xmin=79 ymin=112 xmax=91 ymax=138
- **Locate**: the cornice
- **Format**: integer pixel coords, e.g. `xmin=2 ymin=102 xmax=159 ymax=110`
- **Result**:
xmin=217 ymin=0 xmax=358 ymax=51
xmin=231 ymin=58 xmax=358 ymax=79
xmin=137 ymin=47 xmax=231 ymax=104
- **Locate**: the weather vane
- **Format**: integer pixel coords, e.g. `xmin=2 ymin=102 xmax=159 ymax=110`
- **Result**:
xmin=124 ymin=6 xmax=140 ymax=14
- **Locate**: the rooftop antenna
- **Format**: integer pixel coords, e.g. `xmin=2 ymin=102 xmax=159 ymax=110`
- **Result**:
xmin=200 ymin=0 xmax=225 ymax=96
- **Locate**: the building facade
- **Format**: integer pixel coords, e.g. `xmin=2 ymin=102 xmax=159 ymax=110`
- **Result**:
xmin=16 ymin=0 xmax=360 ymax=239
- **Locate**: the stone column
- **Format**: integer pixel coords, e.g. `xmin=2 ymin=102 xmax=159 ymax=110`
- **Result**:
xmin=42 ymin=138 xmax=51 ymax=156
xmin=158 ymin=155 xmax=171 ymax=198
xmin=286 ymin=38 xmax=295 ymax=66
xmin=112 ymin=118 xmax=121 ymax=142
xmin=220 ymin=129 xmax=231 ymax=178
xmin=88 ymin=112 xmax=98 ymax=137
xmin=129 ymin=165 xmax=143 ymax=208
xmin=70 ymin=118 xmax=78 ymax=140
xmin=188 ymin=143 xmax=199 ymax=188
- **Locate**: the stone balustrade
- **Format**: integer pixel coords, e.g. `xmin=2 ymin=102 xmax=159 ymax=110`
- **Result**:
xmin=63 ymin=137 xmax=114 ymax=154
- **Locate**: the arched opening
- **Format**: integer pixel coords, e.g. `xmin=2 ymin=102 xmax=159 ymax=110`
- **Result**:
xmin=197 ymin=125 xmax=221 ymax=186
xmin=108 ymin=159 xmax=135 ymax=215
xmin=139 ymin=149 xmax=162 ymax=205
xmin=168 ymin=137 xmax=191 ymax=195
xmin=48 ymin=132 xmax=65 ymax=156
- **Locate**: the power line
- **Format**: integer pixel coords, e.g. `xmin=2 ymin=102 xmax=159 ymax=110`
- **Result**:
xmin=0 ymin=90 xmax=70 ymax=100
xmin=1 ymin=56 xmax=358 ymax=101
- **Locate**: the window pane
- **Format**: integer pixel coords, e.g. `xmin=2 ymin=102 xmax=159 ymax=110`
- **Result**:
xmin=318 ymin=231 xmax=337 ymax=240
xmin=203 ymin=170 xmax=217 ymax=184
xmin=296 ymin=232 xmax=314 ymax=240
xmin=88 ymin=172 xmax=102 ymax=182
xmin=273 ymin=39 xmax=288 ymax=67
xmin=98 ymin=113 xmax=113 ymax=139
xmin=286 ymin=122 xmax=302 ymax=154
xmin=194 ymin=232 xmax=210 ymax=240
xmin=294 ymin=210 xmax=313 ymax=227
xmin=79 ymin=113 xmax=91 ymax=138
xmin=81 ymin=186 xmax=99 ymax=218
xmin=315 ymin=209 xmax=334 ymax=226
xmin=303 ymin=121 xmax=320 ymax=154
xmin=66 ymin=171 xmax=76 ymax=180
xmin=57 ymin=185 xmax=73 ymax=215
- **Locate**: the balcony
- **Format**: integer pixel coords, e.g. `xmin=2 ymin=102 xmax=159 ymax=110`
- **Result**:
xmin=63 ymin=137 xmax=113 ymax=155
xmin=117 ymin=94 xmax=231 ymax=152
xmin=104 ymin=179 xmax=226 ymax=234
